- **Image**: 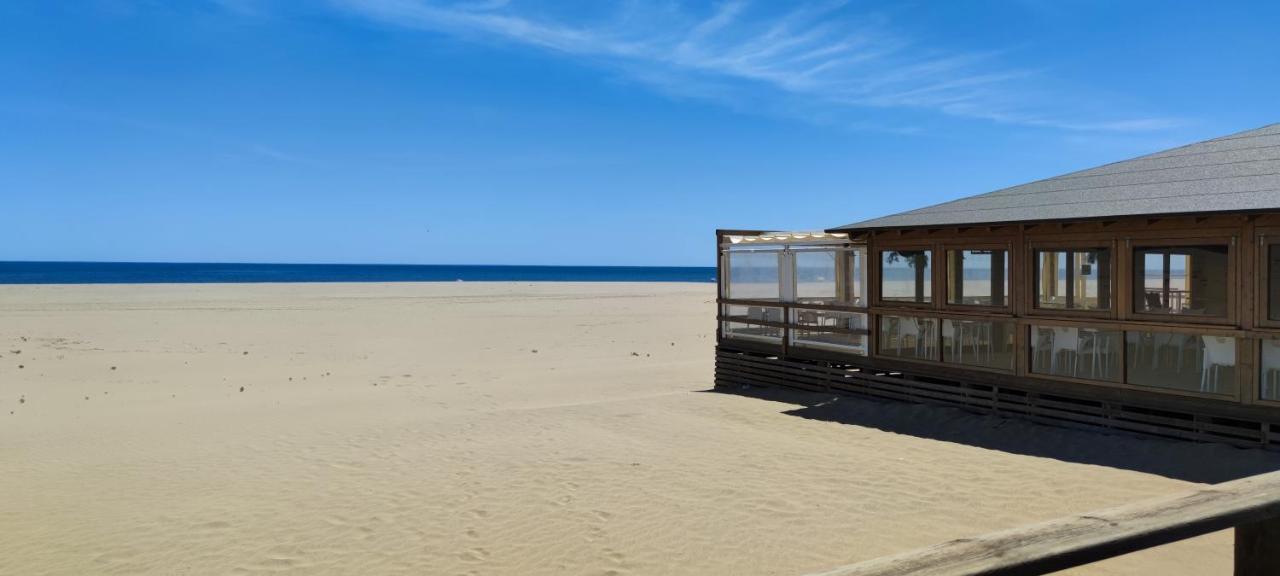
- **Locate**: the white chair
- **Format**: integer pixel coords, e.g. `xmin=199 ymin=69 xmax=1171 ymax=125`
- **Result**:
xmin=895 ymin=318 xmax=934 ymax=358
xmin=1200 ymin=336 xmax=1235 ymax=393
xmin=944 ymin=321 xmax=962 ymax=361
xmin=1077 ymin=330 xmax=1116 ymax=380
xmin=893 ymin=317 xmax=917 ymax=357
xmin=1050 ymin=327 xmax=1079 ymax=377
xmin=914 ymin=319 xmax=936 ymax=358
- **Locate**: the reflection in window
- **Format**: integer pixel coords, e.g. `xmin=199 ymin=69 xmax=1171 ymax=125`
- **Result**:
xmin=794 ymin=250 xmax=837 ymax=304
xmin=1262 ymin=339 xmax=1280 ymax=401
xmin=1030 ymin=326 xmax=1122 ymax=382
xmin=727 ymin=250 xmax=781 ymax=300
xmin=1125 ymin=331 xmax=1236 ymax=395
xmin=942 ymin=319 xmax=1015 ymax=370
xmin=881 ymin=250 xmax=932 ymax=303
xmin=722 ymin=321 xmax=782 ymax=343
xmin=721 ymin=304 xmax=784 ymax=324
xmin=790 ymin=310 xmax=868 ymax=355
xmin=947 ymin=249 xmax=1008 ymax=306
xmin=878 ymin=315 xmax=938 ymax=360
xmin=1035 ymin=248 xmax=1111 ymax=310
xmin=1133 ymin=245 xmax=1229 ymax=316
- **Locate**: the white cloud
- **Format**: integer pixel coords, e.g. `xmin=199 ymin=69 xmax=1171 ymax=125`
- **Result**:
xmin=328 ymin=0 xmax=1178 ymax=132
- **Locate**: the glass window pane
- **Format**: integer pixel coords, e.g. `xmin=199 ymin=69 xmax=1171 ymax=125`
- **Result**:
xmin=791 ymin=310 xmax=868 ymax=355
xmin=1261 ymin=339 xmax=1280 ymax=401
xmin=728 ymin=250 xmax=781 ymax=300
xmin=845 ymin=247 xmax=868 ymax=308
xmin=794 ymin=250 xmax=838 ymax=304
xmin=722 ymin=321 xmax=782 ymax=343
xmin=1269 ymin=246 xmax=1280 ymax=321
xmin=1133 ymin=245 xmax=1229 ymax=316
xmin=722 ymin=304 xmax=784 ymax=324
xmin=878 ymin=315 xmax=938 ymax=360
xmin=1035 ymin=248 xmax=1111 ymax=310
xmin=942 ymin=319 xmax=1015 ymax=370
xmin=947 ymin=249 xmax=1008 ymax=306
xmin=881 ymin=250 xmax=932 ymax=303
xmin=1030 ymin=326 xmax=1122 ymax=382
xmin=1125 ymin=331 xmax=1236 ymax=395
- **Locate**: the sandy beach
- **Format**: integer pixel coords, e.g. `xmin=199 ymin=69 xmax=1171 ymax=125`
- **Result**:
xmin=2 ymin=282 xmax=1278 ymax=576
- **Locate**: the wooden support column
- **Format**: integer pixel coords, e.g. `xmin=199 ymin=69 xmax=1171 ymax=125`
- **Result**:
xmin=1236 ymin=517 xmax=1280 ymax=576
xmin=991 ymin=250 xmax=1006 ymax=306
xmin=914 ymin=254 xmax=926 ymax=303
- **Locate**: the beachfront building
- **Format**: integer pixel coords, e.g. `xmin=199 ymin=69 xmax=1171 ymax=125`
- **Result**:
xmin=716 ymin=123 xmax=1280 ymax=446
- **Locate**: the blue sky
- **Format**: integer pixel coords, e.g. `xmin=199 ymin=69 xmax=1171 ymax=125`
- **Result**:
xmin=2 ymin=1 xmax=1277 ymax=266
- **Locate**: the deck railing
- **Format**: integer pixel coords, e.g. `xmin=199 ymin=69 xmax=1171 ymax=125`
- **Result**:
xmin=803 ymin=470 xmax=1280 ymax=576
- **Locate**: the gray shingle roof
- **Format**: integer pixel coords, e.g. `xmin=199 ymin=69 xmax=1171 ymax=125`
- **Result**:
xmin=831 ymin=123 xmax=1280 ymax=231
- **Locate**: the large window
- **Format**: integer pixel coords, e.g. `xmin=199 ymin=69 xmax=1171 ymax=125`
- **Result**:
xmin=1034 ymin=248 xmax=1111 ymax=311
xmin=844 ymin=248 xmax=868 ymax=307
xmin=943 ymin=319 xmax=1015 ymax=370
xmin=790 ymin=309 xmax=868 ymax=355
xmin=1133 ymin=245 xmax=1229 ymax=317
xmin=878 ymin=315 xmax=938 ymax=360
xmin=1262 ymin=339 xmax=1280 ymax=401
xmin=1125 ymin=331 xmax=1236 ymax=396
xmin=946 ymin=249 xmax=1008 ymax=307
xmin=793 ymin=247 xmax=867 ymax=307
xmin=1030 ymin=325 xmax=1122 ymax=382
xmin=794 ymin=250 xmax=836 ymax=304
xmin=720 ymin=304 xmax=784 ymax=343
xmin=727 ymin=250 xmax=781 ymax=300
xmin=881 ymin=250 xmax=932 ymax=304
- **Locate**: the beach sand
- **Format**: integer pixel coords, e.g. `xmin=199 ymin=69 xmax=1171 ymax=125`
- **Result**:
xmin=2 ymin=282 xmax=1278 ymax=575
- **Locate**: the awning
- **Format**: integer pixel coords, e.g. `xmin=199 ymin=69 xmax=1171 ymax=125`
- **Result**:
xmin=724 ymin=231 xmax=851 ymax=245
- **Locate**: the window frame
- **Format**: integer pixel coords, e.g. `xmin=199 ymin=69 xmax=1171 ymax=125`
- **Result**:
xmin=1026 ymin=322 xmax=1124 ymax=385
xmin=1021 ymin=319 xmax=1245 ymax=403
xmin=875 ymin=242 xmax=938 ymax=310
xmin=942 ymin=241 xmax=1014 ymax=314
xmin=875 ymin=313 xmax=941 ymax=363
xmin=1255 ymin=230 xmax=1280 ymax=330
xmin=1025 ymin=239 xmax=1118 ymax=320
xmin=722 ymin=246 xmax=786 ymax=303
xmin=789 ymin=245 xmax=867 ymax=309
xmin=940 ymin=316 xmax=1018 ymax=373
xmin=1256 ymin=336 xmax=1280 ymax=407
xmin=1126 ymin=236 xmax=1236 ymax=327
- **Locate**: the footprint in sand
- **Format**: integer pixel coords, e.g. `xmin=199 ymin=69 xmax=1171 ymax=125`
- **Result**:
xmin=457 ymin=547 xmax=490 ymax=563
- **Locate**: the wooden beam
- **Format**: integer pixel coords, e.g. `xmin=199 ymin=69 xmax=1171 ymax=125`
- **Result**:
xmin=804 ymin=471 xmax=1280 ymax=576
xmin=1237 ymin=517 xmax=1280 ymax=576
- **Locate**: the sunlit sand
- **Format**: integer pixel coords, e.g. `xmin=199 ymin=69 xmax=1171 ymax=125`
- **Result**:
xmin=2 ymin=282 xmax=1277 ymax=575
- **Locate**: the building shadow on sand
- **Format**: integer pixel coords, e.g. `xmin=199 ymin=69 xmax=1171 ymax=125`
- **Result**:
xmin=707 ymin=385 xmax=1280 ymax=484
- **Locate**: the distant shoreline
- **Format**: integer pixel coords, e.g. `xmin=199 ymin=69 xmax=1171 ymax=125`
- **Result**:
xmin=0 ymin=262 xmax=717 ymax=285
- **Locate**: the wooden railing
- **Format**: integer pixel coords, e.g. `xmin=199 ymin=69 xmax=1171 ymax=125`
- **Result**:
xmin=804 ymin=470 xmax=1280 ymax=576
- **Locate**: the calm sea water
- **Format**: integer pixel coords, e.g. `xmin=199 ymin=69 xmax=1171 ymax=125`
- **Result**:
xmin=0 ymin=262 xmax=717 ymax=285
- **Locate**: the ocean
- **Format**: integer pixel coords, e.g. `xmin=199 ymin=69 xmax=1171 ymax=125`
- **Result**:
xmin=0 ymin=262 xmax=718 ymax=285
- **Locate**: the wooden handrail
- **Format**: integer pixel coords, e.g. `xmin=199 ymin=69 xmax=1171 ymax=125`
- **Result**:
xmin=804 ymin=470 xmax=1280 ymax=576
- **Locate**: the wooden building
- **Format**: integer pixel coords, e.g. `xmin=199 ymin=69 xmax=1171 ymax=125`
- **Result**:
xmin=715 ymin=123 xmax=1280 ymax=447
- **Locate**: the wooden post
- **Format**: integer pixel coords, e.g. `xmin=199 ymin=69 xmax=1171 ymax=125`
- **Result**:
xmin=914 ymin=252 xmax=926 ymax=303
xmin=1236 ymin=516 xmax=1280 ymax=576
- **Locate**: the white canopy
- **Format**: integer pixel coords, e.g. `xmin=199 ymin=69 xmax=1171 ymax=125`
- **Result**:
xmin=724 ymin=231 xmax=850 ymax=246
